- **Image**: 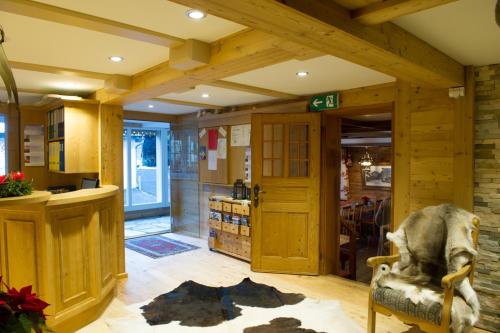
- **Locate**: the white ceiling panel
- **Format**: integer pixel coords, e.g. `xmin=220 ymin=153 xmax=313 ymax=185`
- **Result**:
xmin=125 ymin=100 xmax=199 ymax=115
xmin=394 ymin=0 xmax=500 ymax=66
xmin=160 ymin=85 xmax=276 ymax=107
xmin=36 ymin=0 xmax=245 ymax=43
xmin=0 ymin=12 xmax=170 ymax=75
xmin=0 ymin=91 xmax=44 ymax=105
xmin=224 ymin=55 xmax=395 ymax=96
xmin=2 ymin=69 xmax=105 ymax=95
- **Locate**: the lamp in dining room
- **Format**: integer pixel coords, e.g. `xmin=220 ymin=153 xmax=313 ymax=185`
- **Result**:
xmin=359 ymin=148 xmax=374 ymax=172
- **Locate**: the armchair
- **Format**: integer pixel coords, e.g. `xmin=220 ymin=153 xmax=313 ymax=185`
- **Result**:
xmin=366 ymin=217 xmax=479 ymax=333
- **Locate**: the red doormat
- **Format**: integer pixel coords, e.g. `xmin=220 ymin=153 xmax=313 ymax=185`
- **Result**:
xmin=125 ymin=235 xmax=199 ymax=259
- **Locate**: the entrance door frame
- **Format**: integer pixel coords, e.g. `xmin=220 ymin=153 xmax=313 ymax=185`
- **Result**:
xmin=319 ymin=102 xmax=395 ymax=275
xmin=123 ymin=125 xmax=170 ymax=213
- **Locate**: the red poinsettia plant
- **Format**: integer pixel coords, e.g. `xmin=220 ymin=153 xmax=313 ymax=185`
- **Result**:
xmin=0 ymin=277 xmax=51 ymax=332
xmin=0 ymin=172 xmax=33 ymax=198
xmin=361 ymin=195 xmax=371 ymax=204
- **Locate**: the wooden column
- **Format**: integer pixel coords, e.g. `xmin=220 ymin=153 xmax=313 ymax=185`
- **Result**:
xmin=453 ymin=66 xmax=475 ymax=211
xmin=99 ymin=104 xmax=126 ymax=277
xmin=392 ymin=80 xmax=411 ymax=230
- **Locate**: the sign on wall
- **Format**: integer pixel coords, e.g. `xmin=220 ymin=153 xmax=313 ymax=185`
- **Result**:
xmin=309 ymin=92 xmax=339 ymax=112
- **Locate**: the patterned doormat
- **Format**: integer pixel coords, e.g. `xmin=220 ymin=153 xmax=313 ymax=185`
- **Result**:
xmin=125 ymin=235 xmax=199 ymax=259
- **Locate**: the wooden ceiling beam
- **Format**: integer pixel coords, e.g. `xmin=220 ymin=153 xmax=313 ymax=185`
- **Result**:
xmin=352 ymin=0 xmax=458 ymax=24
xmin=206 ymin=80 xmax=299 ymax=99
xmin=152 ymin=97 xmax=223 ymax=109
xmin=97 ymin=29 xmax=304 ymax=105
xmin=9 ymin=61 xmax=112 ymax=80
xmin=0 ymin=0 xmax=184 ymax=47
xmin=169 ymin=0 xmax=464 ymax=88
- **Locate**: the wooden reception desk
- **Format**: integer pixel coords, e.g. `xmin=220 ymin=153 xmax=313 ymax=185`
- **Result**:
xmin=0 ymin=185 xmax=120 ymax=332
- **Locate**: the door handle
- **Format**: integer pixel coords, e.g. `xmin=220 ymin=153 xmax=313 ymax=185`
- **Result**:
xmin=253 ymin=184 xmax=264 ymax=208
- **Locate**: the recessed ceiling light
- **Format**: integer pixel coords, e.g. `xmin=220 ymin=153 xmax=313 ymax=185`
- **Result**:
xmin=201 ymin=93 xmax=210 ymax=98
xmin=296 ymin=71 xmax=309 ymax=77
xmin=109 ymin=56 xmax=124 ymax=62
xmin=186 ymin=9 xmax=206 ymax=20
xmin=148 ymin=104 xmax=154 ymax=109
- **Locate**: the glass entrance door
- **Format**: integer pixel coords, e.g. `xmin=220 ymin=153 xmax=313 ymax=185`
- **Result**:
xmin=123 ymin=126 xmax=169 ymax=211
xmin=0 ymin=114 xmax=6 ymax=175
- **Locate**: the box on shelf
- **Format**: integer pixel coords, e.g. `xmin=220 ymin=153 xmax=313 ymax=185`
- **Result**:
xmin=240 ymin=225 xmax=251 ymax=237
xmin=222 ymin=222 xmax=239 ymax=235
xmin=208 ymin=219 xmax=222 ymax=230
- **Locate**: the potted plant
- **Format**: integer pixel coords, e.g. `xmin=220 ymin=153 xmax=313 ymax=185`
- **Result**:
xmin=0 ymin=277 xmax=51 ymax=332
xmin=0 ymin=172 xmax=33 ymax=198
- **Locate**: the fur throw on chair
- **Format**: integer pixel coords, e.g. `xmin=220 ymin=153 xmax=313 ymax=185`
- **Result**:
xmin=373 ymin=204 xmax=480 ymax=332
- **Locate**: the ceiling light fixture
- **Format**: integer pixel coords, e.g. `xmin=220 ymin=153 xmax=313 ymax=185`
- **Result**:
xmin=186 ymin=9 xmax=207 ymax=20
xmin=359 ymin=148 xmax=374 ymax=171
xmin=296 ymin=71 xmax=309 ymax=77
xmin=46 ymin=94 xmax=83 ymax=101
xmin=109 ymin=56 xmax=124 ymax=62
xmin=201 ymin=93 xmax=210 ymax=98
xmin=148 ymin=104 xmax=154 ymax=109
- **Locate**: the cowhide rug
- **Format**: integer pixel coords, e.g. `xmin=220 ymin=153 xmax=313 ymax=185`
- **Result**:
xmin=105 ymin=278 xmax=364 ymax=333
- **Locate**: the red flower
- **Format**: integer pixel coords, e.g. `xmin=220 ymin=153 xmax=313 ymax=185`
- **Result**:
xmin=0 ymin=175 xmax=7 ymax=185
xmin=10 ymin=171 xmax=24 ymax=182
xmin=7 ymin=285 xmax=49 ymax=318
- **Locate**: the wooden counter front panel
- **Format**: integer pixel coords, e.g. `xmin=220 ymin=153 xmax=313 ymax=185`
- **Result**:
xmin=50 ymin=205 xmax=94 ymax=312
xmin=0 ymin=210 xmax=41 ymax=292
xmin=97 ymin=204 xmax=116 ymax=288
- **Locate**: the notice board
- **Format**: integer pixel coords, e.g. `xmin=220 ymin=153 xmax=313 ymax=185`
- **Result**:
xmin=199 ymin=126 xmax=229 ymax=184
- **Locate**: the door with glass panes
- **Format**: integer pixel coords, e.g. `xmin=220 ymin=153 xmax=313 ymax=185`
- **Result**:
xmin=251 ymin=113 xmax=321 ymax=275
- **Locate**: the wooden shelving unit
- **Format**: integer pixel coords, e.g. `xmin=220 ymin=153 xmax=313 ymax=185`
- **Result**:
xmin=47 ymin=101 xmax=99 ymax=174
xmin=208 ymin=196 xmax=251 ymax=261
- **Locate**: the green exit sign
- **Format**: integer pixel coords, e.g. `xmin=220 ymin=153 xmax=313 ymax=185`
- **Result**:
xmin=309 ymin=92 xmax=339 ymax=112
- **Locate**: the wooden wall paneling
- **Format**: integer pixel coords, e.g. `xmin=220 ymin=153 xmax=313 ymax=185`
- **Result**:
xmin=123 ymin=110 xmax=177 ymax=123
xmin=198 ymin=125 xmax=229 ymax=184
xmin=99 ymin=104 xmax=125 ymax=277
xmin=320 ymin=114 xmax=341 ymax=275
xmin=453 ymin=66 xmax=475 ymax=211
xmin=392 ymin=80 xmax=411 ymax=230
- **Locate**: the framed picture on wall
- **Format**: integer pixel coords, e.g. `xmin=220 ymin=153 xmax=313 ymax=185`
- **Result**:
xmin=362 ymin=165 xmax=391 ymax=190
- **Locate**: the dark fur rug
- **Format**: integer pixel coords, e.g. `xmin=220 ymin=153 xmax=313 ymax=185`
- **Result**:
xmin=140 ymin=278 xmax=305 ymax=327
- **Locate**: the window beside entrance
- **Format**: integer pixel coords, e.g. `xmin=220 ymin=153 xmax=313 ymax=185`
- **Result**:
xmin=0 ymin=114 xmax=6 ymax=174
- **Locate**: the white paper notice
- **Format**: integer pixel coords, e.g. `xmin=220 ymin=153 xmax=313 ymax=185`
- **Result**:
xmin=231 ymin=124 xmax=251 ymax=146
xmin=24 ymin=125 xmax=45 ymax=166
xmin=218 ymin=126 xmax=227 ymax=137
xmin=208 ymin=150 xmax=217 ymax=170
xmin=199 ymin=128 xmax=207 ymax=138
xmin=217 ymin=138 xmax=227 ymax=159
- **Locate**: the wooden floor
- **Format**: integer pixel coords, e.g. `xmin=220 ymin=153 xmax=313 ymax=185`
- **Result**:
xmin=79 ymin=233 xmax=490 ymax=333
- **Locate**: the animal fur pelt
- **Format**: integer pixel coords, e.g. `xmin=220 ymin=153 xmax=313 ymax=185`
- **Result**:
xmin=372 ymin=264 xmax=477 ymax=333
xmin=380 ymin=204 xmax=480 ymax=332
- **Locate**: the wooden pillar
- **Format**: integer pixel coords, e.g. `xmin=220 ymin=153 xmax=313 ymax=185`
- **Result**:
xmin=392 ymin=80 xmax=411 ymax=231
xmin=319 ymin=113 xmax=341 ymax=275
xmin=453 ymin=66 xmax=475 ymax=211
xmin=99 ymin=104 xmax=126 ymax=277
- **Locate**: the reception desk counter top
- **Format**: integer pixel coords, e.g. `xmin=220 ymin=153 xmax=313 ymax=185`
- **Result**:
xmin=0 ymin=185 xmax=121 ymax=332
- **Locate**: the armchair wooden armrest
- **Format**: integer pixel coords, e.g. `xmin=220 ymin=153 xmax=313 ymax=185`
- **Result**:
xmin=441 ymin=264 xmax=472 ymax=289
xmin=367 ymin=254 xmax=400 ymax=268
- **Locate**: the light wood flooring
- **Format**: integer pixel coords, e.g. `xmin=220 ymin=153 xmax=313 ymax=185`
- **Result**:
xmin=79 ymin=233 xmax=490 ymax=333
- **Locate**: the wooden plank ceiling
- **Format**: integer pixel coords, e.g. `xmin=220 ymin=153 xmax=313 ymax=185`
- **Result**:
xmin=0 ymin=0 xmax=463 ymax=109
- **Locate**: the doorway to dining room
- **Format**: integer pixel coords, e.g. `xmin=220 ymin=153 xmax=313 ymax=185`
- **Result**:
xmin=322 ymin=106 xmax=394 ymax=284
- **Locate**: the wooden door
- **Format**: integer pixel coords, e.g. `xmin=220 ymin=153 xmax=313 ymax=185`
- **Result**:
xmin=251 ymin=113 xmax=321 ymax=275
